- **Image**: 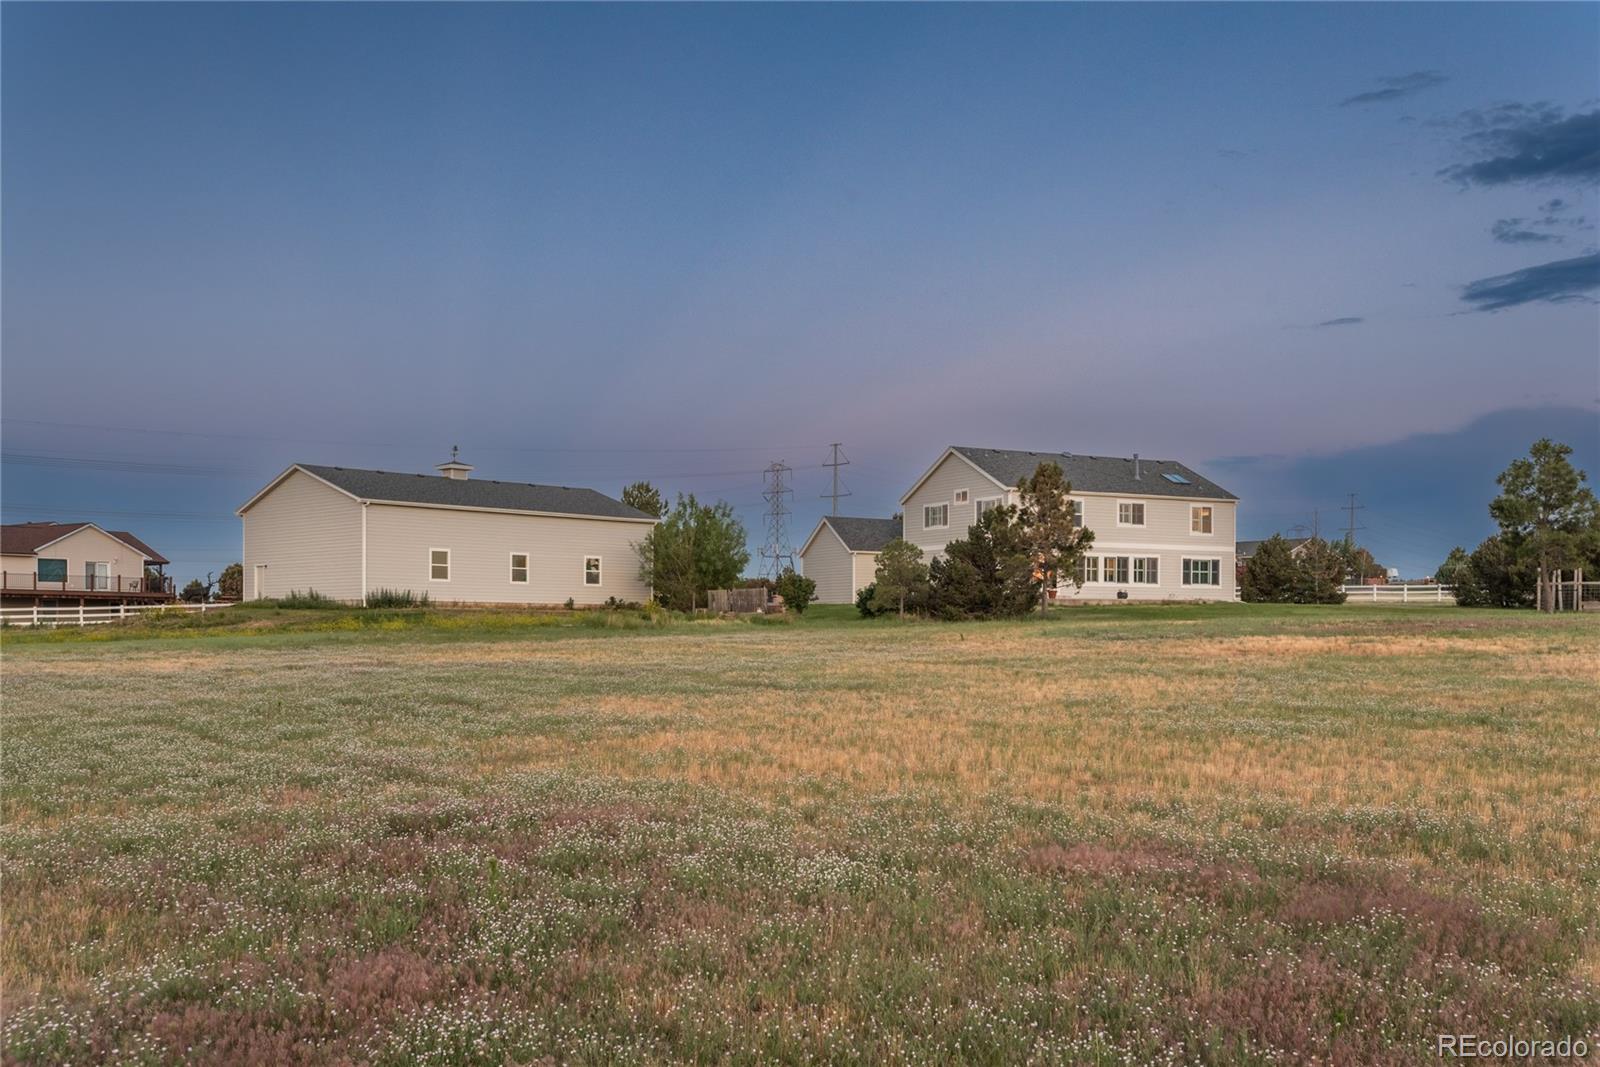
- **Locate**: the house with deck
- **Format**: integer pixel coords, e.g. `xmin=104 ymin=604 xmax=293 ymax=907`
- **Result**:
xmin=1 ymin=522 xmax=174 ymax=606
xmin=237 ymin=454 xmax=656 ymax=605
xmin=899 ymin=446 xmax=1239 ymax=602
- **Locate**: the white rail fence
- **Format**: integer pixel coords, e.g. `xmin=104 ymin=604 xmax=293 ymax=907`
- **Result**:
xmin=0 ymin=602 xmax=233 ymax=628
xmin=1339 ymin=584 xmax=1456 ymax=605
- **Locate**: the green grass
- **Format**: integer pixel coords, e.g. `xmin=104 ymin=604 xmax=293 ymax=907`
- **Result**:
xmin=2 ymin=603 xmax=1597 ymax=1064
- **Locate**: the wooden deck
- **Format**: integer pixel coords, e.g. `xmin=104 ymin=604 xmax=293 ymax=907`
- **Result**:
xmin=1 ymin=571 xmax=175 ymax=603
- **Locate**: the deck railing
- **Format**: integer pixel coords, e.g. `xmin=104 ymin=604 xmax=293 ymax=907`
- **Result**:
xmin=0 ymin=572 xmax=175 ymax=596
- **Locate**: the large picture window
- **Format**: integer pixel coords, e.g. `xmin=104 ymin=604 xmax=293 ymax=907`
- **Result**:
xmin=1183 ymin=558 xmax=1220 ymax=586
xmin=924 ymin=504 xmax=949 ymax=529
xmin=36 ymin=558 xmax=67 ymax=583
xmin=430 ymin=549 xmax=450 ymax=581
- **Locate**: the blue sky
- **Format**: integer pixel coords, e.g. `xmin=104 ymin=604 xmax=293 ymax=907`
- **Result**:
xmin=3 ymin=2 xmax=1597 ymax=580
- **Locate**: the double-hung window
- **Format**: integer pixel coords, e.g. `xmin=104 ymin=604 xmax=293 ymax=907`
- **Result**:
xmin=1183 ymin=558 xmax=1220 ymax=586
xmin=1103 ymin=556 xmax=1129 ymax=583
xmin=510 ymin=553 xmax=529 ymax=584
xmin=976 ymin=498 xmax=1002 ymax=521
xmin=584 ymin=556 xmax=602 ymax=586
xmin=429 ymin=549 xmax=450 ymax=581
xmin=954 ymin=489 xmax=969 ymax=505
xmin=1132 ymin=557 xmax=1159 ymax=584
xmin=924 ymin=504 xmax=949 ymax=529
xmin=1191 ymin=506 xmax=1213 ymax=535
xmin=1118 ymin=501 xmax=1145 ymax=526
xmin=1070 ymin=499 xmax=1084 ymax=528
xmin=1077 ymin=555 xmax=1100 ymax=583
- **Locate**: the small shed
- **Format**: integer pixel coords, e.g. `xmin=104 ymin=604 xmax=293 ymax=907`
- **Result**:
xmin=798 ymin=515 xmax=902 ymax=604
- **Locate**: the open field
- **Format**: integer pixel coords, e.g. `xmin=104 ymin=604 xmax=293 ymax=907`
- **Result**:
xmin=3 ymin=603 xmax=1598 ymax=1065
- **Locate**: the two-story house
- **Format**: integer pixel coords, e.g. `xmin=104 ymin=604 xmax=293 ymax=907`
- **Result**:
xmin=899 ymin=446 xmax=1238 ymax=602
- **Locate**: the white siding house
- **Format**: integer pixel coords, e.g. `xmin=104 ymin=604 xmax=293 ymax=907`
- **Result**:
xmin=2 ymin=522 xmax=174 ymax=604
xmin=798 ymin=516 xmax=902 ymax=604
xmin=239 ymin=458 xmax=656 ymax=605
xmin=900 ymin=446 xmax=1239 ymax=603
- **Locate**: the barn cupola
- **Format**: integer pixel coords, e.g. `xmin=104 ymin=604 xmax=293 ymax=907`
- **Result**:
xmin=436 ymin=445 xmax=474 ymax=480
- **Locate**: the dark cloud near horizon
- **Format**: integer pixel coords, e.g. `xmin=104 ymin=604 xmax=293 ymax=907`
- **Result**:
xmin=1440 ymin=108 xmax=1600 ymax=186
xmin=1460 ymin=253 xmax=1600 ymax=311
xmin=1339 ymin=70 xmax=1447 ymax=107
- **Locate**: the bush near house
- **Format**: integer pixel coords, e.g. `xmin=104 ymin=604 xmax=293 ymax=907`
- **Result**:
xmin=364 ymin=589 xmax=430 ymax=609
xmin=773 ymin=567 xmax=816 ymax=614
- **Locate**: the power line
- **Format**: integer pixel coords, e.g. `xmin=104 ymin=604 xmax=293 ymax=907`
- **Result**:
xmin=820 ymin=443 xmax=852 ymax=516
xmin=3 ymin=418 xmax=831 ymax=456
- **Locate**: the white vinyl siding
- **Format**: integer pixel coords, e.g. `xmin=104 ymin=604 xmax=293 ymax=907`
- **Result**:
xmin=363 ymin=503 xmax=650 ymax=606
xmin=11 ymin=528 xmax=150 ymax=590
xmin=800 ymin=523 xmax=854 ymax=604
xmin=241 ymin=469 xmax=364 ymax=601
xmin=902 ymin=452 xmax=1012 ymax=556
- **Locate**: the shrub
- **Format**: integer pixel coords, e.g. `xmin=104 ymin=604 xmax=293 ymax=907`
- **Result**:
xmin=856 ymin=582 xmax=887 ymax=618
xmin=603 ymin=596 xmax=642 ymax=610
xmin=773 ymin=567 xmax=817 ymax=614
xmin=277 ymin=589 xmax=340 ymax=609
xmin=365 ymin=589 xmax=430 ymax=609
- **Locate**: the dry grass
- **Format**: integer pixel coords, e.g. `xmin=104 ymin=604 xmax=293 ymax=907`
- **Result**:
xmin=2 ymin=603 xmax=1597 ymax=1064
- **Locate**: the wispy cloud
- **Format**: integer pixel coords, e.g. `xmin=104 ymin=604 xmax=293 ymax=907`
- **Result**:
xmin=1490 ymin=219 xmax=1562 ymax=244
xmin=1440 ymin=108 xmax=1600 ymax=186
xmin=1314 ymin=316 xmax=1364 ymax=327
xmin=1339 ymin=71 xmax=1447 ymax=107
xmin=1460 ymin=253 xmax=1600 ymax=311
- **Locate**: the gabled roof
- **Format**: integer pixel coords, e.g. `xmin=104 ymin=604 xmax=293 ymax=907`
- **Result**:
xmin=108 ymin=531 xmax=170 ymax=566
xmin=1 ymin=521 xmax=163 ymax=561
xmin=2 ymin=522 xmax=93 ymax=555
xmin=825 ymin=515 xmax=902 ymax=553
xmin=949 ymin=446 xmax=1237 ymax=500
xmin=800 ymin=514 xmax=903 ymax=557
xmin=241 ymin=464 xmax=655 ymax=522
xmin=1237 ymin=537 xmax=1311 ymax=559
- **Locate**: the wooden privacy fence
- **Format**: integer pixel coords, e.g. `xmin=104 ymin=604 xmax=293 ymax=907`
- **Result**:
xmin=0 ymin=601 xmax=232 ymax=628
xmin=707 ymin=588 xmax=769 ymax=614
xmin=1339 ymin=584 xmax=1457 ymax=605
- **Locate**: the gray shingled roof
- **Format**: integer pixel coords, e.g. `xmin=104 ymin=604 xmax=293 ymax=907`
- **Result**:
xmin=298 ymin=465 xmax=654 ymax=521
xmin=823 ymin=515 xmax=902 ymax=552
xmin=950 ymin=447 xmax=1236 ymax=500
xmin=1237 ymin=537 xmax=1311 ymax=559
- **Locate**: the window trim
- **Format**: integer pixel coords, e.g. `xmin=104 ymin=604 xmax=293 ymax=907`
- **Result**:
xmin=1132 ymin=556 xmax=1160 ymax=585
xmin=975 ymin=496 xmax=1003 ymax=521
xmin=1182 ymin=556 xmax=1223 ymax=586
xmin=1077 ymin=554 xmax=1100 ymax=584
xmin=509 ymin=551 xmax=529 ymax=584
xmin=1190 ymin=505 xmax=1214 ymax=536
xmin=429 ymin=547 xmax=451 ymax=582
xmin=583 ymin=555 xmax=602 ymax=586
xmin=923 ymin=503 xmax=949 ymax=530
xmin=953 ymin=489 xmax=969 ymax=505
xmin=36 ymin=557 xmax=68 ymax=583
xmin=1069 ymin=498 xmax=1084 ymax=529
xmin=1116 ymin=500 xmax=1147 ymax=527
xmin=1101 ymin=555 xmax=1130 ymax=584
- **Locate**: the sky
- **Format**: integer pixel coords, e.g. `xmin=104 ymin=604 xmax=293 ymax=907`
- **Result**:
xmin=3 ymin=2 xmax=1597 ymax=581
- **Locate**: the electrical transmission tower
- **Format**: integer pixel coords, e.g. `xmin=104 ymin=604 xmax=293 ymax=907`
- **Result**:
xmin=759 ymin=461 xmax=796 ymax=579
xmin=1343 ymin=492 xmax=1365 ymax=546
xmin=820 ymin=443 xmax=852 ymax=515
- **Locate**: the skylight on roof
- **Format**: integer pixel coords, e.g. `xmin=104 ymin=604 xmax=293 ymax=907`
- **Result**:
xmin=1161 ymin=472 xmax=1190 ymax=484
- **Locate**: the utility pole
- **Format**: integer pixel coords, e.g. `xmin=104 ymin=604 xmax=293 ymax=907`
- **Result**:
xmin=1342 ymin=492 xmax=1365 ymax=547
xmin=820 ymin=443 xmax=852 ymax=516
xmin=759 ymin=461 xmax=796 ymax=580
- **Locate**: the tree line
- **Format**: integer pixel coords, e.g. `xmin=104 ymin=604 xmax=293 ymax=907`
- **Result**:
xmin=1437 ymin=439 xmax=1598 ymax=610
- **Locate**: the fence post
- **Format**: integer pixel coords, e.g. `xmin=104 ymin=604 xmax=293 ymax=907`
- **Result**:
xmin=78 ymin=600 xmax=85 ymax=626
xmin=1402 ymin=585 xmax=1408 ymax=603
xmin=32 ymin=605 xmax=38 ymax=627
